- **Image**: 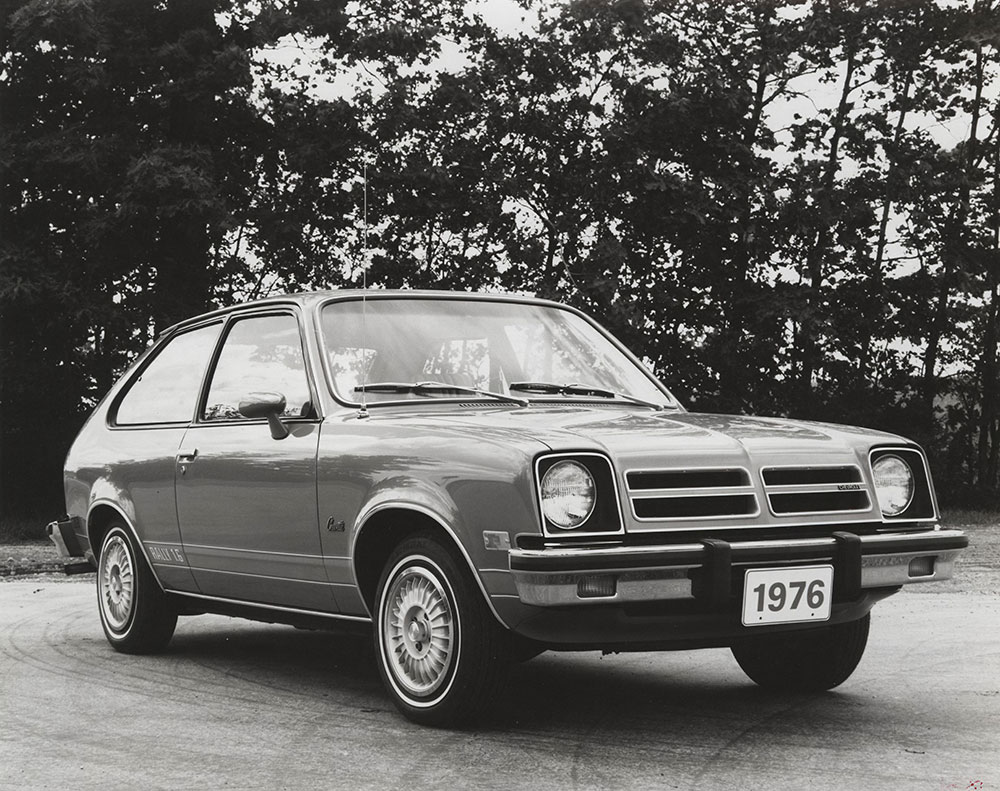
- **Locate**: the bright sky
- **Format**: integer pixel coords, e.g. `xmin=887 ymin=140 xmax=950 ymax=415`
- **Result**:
xmin=255 ymin=0 xmax=536 ymax=103
xmin=257 ymin=0 xmax=992 ymax=154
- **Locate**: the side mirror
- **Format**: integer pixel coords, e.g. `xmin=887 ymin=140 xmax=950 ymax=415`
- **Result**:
xmin=238 ymin=392 xmax=289 ymax=440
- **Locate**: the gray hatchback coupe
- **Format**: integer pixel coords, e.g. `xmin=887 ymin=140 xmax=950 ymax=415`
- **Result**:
xmin=49 ymin=290 xmax=967 ymax=725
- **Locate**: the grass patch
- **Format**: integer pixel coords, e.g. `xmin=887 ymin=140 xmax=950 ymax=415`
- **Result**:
xmin=0 ymin=512 xmax=52 ymax=543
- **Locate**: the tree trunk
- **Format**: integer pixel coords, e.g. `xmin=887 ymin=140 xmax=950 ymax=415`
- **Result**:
xmin=150 ymin=0 xmax=220 ymax=332
xmin=863 ymin=68 xmax=914 ymax=382
xmin=715 ymin=8 xmax=772 ymax=413
xmin=977 ymin=118 xmax=1000 ymax=493
xmin=796 ymin=42 xmax=857 ymax=416
xmin=921 ymin=48 xmax=985 ymax=420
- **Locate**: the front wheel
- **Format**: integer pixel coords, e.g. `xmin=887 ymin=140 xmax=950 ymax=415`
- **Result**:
xmin=731 ymin=613 xmax=870 ymax=692
xmin=97 ymin=524 xmax=177 ymax=654
xmin=374 ymin=534 xmax=512 ymax=726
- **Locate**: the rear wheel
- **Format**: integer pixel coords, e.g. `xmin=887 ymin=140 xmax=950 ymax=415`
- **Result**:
xmin=97 ymin=524 xmax=177 ymax=654
xmin=731 ymin=613 xmax=870 ymax=692
xmin=374 ymin=534 xmax=511 ymax=726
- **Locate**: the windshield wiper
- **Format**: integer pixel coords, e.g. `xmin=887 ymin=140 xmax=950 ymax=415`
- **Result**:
xmin=355 ymin=381 xmax=528 ymax=407
xmin=508 ymin=381 xmax=669 ymax=411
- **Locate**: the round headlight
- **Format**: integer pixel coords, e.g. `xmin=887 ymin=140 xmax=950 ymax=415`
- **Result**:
xmin=541 ymin=460 xmax=596 ymax=529
xmin=872 ymin=455 xmax=914 ymax=516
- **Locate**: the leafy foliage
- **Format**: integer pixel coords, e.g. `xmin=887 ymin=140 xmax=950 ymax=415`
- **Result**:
xmin=2 ymin=0 xmax=999 ymax=516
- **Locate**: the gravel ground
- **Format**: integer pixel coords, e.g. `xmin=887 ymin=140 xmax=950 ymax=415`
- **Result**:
xmin=922 ymin=518 xmax=1000 ymax=596
xmin=3 ymin=519 xmax=996 ymax=592
xmin=1 ymin=541 xmax=85 ymax=579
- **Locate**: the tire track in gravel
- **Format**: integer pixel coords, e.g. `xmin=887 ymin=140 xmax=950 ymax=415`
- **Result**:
xmin=1 ymin=589 xmax=385 ymax=720
xmin=5 ymin=578 xmax=997 ymax=791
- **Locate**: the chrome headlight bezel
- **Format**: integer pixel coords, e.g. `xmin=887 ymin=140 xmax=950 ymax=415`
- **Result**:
xmin=534 ymin=453 xmax=624 ymax=537
xmin=868 ymin=447 xmax=936 ymax=521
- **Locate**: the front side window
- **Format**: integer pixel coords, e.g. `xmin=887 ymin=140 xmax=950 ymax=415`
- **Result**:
xmin=115 ymin=323 xmax=222 ymax=425
xmin=203 ymin=314 xmax=312 ymax=421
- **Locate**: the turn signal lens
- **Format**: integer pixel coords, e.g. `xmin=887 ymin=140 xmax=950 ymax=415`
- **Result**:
xmin=541 ymin=460 xmax=596 ymax=529
xmin=577 ymin=575 xmax=616 ymax=598
xmin=872 ymin=455 xmax=914 ymax=516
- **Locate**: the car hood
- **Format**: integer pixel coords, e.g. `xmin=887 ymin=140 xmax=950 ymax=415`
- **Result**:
xmin=365 ymin=404 xmax=916 ymax=532
xmin=411 ymin=405 xmax=905 ymax=461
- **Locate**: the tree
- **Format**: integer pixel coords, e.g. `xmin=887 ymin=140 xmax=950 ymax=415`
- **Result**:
xmin=0 ymin=0 xmax=349 ymax=517
xmin=4 ymin=0 xmax=1000 ymax=519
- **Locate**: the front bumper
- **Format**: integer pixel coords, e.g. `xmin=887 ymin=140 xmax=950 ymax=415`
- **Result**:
xmin=509 ymin=528 xmax=967 ymax=607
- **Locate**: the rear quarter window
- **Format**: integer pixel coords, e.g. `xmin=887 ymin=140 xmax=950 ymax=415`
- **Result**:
xmin=114 ymin=323 xmax=222 ymax=425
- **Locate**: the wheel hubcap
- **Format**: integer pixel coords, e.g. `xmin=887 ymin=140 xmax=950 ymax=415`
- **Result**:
xmin=407 ymin=616 xmax=430 ymax=648
xmin=100 ymin=535 xmax=135 ymax=632
xmin=382 ymin=565 xmax=455 ymax=697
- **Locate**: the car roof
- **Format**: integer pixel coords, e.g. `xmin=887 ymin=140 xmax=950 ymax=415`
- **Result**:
xmin=161 ymin=288 xmax=558 ymax=337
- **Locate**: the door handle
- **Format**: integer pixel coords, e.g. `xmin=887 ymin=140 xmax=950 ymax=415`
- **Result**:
xmin=177 ymin=449 xmax=198 ymax=476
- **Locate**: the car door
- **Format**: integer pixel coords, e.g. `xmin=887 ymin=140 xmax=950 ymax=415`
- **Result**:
xmin=174 ymin=310 xmax=336 ymax=612
xmin=107 ymin=321 xmax=224 ymax=593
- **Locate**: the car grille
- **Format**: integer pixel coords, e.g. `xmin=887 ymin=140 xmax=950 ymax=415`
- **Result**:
xmin=762 ymin=465 xmax=871 ymax=515
xmin=625 ymin=464 xmax=873 ymax=521
xmin=626 ymin=468 xmax=760 ymax=521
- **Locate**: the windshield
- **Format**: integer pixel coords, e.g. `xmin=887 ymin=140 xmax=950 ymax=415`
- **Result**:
xmin=319 ymin=297 xmax=676 ymax=407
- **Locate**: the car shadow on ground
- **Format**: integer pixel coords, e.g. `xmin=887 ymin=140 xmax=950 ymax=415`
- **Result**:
xmin=162 ymin=617 xmax=883 ymax=735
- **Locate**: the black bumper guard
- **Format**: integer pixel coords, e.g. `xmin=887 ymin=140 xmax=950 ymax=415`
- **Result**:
xmin=691 ymin=532 xmax=863 ymax=606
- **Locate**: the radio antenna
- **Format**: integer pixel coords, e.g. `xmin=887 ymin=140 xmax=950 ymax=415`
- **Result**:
xmin=358 ymin=158 xmax=370 ymax=419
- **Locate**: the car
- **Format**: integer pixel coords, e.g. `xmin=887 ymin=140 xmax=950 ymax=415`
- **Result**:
xmin=48 ymin=289 xmax=968 ymax=726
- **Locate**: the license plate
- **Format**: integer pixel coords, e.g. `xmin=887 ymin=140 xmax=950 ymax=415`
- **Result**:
xmin=741 ymin=565 xmax=833 ymax=627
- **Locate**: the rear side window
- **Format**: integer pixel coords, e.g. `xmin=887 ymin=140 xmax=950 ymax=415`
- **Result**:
xmin=115 ymin=323 xmax=222 ymax=425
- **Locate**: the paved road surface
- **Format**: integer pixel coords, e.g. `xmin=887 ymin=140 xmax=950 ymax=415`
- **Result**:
xmin=1 ymin=579 xmax=996 ymax=791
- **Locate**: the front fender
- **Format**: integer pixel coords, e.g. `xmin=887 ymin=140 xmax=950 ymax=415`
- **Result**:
xmin=349 ymin=478 xmax=528 ymax=628
xmin=353 ymin=476 xmax=464 ymax=538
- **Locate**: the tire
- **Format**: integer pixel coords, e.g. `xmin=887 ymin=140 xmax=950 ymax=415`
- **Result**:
xmin=97 ymin=524 xmax=177 ymax=654
xmin=374 ymin=534 xmax=512 ymax=727
xmin=731 ymin=613 xmax=870 ymax=693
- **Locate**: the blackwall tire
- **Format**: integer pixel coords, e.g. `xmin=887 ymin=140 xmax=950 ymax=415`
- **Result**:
xmin=97 ymin=524 xmax=177 ymax=654
xmin=374 ymin=534 xmax=511 ymax=727
xmin=731 ymin=613 xmax=871 ymax=692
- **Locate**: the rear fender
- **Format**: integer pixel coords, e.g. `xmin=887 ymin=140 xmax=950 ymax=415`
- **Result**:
xmin=86 ymin=500 xmax=168 ymax=593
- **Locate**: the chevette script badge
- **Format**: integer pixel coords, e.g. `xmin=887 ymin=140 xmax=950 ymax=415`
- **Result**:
xmin=147 ymin=544 xmax=186 ymax=564
xmin=837 ymin=483 xmax=863 ymax=491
